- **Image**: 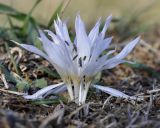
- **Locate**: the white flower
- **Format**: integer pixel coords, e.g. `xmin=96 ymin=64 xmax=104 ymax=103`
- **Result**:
xmin=13 ymin=14 xmax=140 ymax=105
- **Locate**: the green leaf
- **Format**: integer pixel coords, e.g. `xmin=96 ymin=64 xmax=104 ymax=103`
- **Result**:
xmin=16 ymin=81 xmax=29 ymax=92
xmin=0 ymin=4 xmax=19 ymax=15
xmin=23 ymin=0 xmax=42 ymax=25
xmin=22 ymin=0 xmax=42 ymax=36
xmin=30 ymin=96 xmax=66 ymax=105
xmin=0 ymin=4 xmax=26 ymax=21
xmin=23 ymin=21 xmax=39 ymax=43
xmin=0 ymin=27 xmax=10 ymax=40
xmin=48 ymin=1 xmax=64 ymax=28
xmin=0 ymin=63 xmax=17 ymax=84
xmin=30 ymin=99 xmax=61 ymax=105
xmin=6 ymin=29 xmax=22 ymax=43
xmin=34 ymin=78 xmax=47 ymax=88
xmin=0 ymin=3 xmax=40 ymax=22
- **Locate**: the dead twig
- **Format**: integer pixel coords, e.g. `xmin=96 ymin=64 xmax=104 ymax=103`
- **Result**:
xmin=144 ymin=95 xmax=153 ymax=121
xmin=135 ymin=88 xmax=160 ymax=97
xmin=0 ymin=88 xmax=25 ymax=96
xmin=70 ymin=119 xmax=87 ymax=127
xmin=102 ymin=95 xmax=113 ymax=109
xmin=126 ymin=111 xmax=140 ymax=128
xmin=39 ymin=104 xmax=65 ymax=128
xmin=67 ymin=103 xmax=91 ymax=119
xmin=0 ymin=73 xmax=9 ymax=89
xmin=105 ymin=122 xmax=117 ymax=128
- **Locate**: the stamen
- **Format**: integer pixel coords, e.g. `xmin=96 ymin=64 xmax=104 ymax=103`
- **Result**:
xmin=65 ymin=41 xmax=70 ymax=46
xmin=73 ymin=43 xmax=77 ymax=52
xmin=83 ymin=56 xmax=86 ymax=61
xmin=83 ymin=75 xmax=86 ymax=82
xmin=73 ymin=54 xmax=78 ymax=60
xmin=96 ymin=54 xmax=103 ymax=61
xmin=99 ymin=54 xmax=103 ymax=58
xmin=78 ymin=57 xmax=82 ymax=67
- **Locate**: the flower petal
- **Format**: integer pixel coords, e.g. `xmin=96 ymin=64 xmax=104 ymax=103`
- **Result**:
xmin=114 ymin=37 xmax=140 ymax=60
xmin=102 ymin=59 xmax=132 ymax=70
xmin=54 ymin=20 xmax=63 ymax=39
xmin=19 ymin=44 xmax=49 ymax=61
xmin=97 ymin=50 xmax=116 ymax=64
xmin=23 ymin=83 xmax=66 ymax=99
xmin=39 ymin=29 xmax=56 ymax=57
xmin=39 ymin=30 xmax=74 ymax=72
xmin=45 ymin=29 xmax=74 ymax=59
xmin=99 ymin=37 xmax=140 ymax=70
xmin=62 ymin=22 xmax=72 ymax=43
xmin=92 ymin=84 xmax=130 ymax=99
xmin=88 ymin=18 xmax=101 ymax=45
xmin=19 ymin=43 xmax=69 ymax=78
xmin=100 ymin=15 xmax=112 ymax=38
xmin=90 ymin=36 xmax=112 ymax=62
xmin=54 ymin=17 xmax=71 ymax=43
xmin=75 ymin=14 xmax=91 ymax=60
xmin=44 ymin=30 xmax=60 ymax=44
xmin=83 ymin=49 xmax=116 ymax=77
xmin=92 ymin=84 xmax=143 ymax=101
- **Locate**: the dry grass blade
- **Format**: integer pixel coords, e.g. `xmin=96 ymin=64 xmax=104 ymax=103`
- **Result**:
xmin=39 ymin=104 xmax=65 ymax=128
xmin=102 ymin=95 xmax=113 ymax=109
xmin=135 ymin=88 xmax=160 ymax=97
xmin=67 ymin=103 xmax=91 ymax=119
xmin=0 ymin=73 xmax=9 ymax=89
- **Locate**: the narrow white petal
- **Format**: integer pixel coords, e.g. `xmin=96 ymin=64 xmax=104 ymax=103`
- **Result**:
xmin=23 ymin=83 xmax=65 ymax=99
xmin=54 ymin=18 xmax=71 ymax=43
xmin=45 ymin=29 xmax=72 ymax=51
xmin=90 ymin=37 xmax=112 ymax=62
xmin=40 ymin=30 xmax=74 ymax=71
xmin=43 ymin=85 xmax=67 ymax=97
xmin=44 ymin=30 xmax=60 ymax=44
xmin=39 ymin=30 xmax=56 ymax=57
xmin=47 ymin=33 xmax=77 ymax=76
xmin=54 ymin=20 xmax=64 ymax=39
xmin=100 ymin=15 xmax=112 ymax=38
xmin=114 ymin=37 xmax=140 ymax=60
xmin=57 ymin=15 xmax=61 ymax=23
xmin=99 ymin=37 xmax=113 ymax=53
xmin=75 ymin=14 xmax=90 ymax=60
xmin=45 ymin=30 xmax=74 ymax=60
xmin=83 ymin=49 xmax=115 ymax=77
xmin=84 ymin=49 xmax=117 ymax=76
xmin=95 ymin=50 xmax=116 ymax=70
xmin=88 ymin=18 xmax=101 ymax=45
xmin=20 ymin=44 xmax=49 ymax=61
xmin=83 ymin=64 xmax=98 ymax=77
xmin=74 ymin=36 xmax=77 ymax=45
xmin=92 ymin=84 xmax=130 ymax=98
xmin=19 ymin=43 xmax=69 ymax=77
xmin=97 ymin=50 xmax=116 ymax=64
xmin=62 ymin=22 xmax=71 ymax=43
xmin=99 ymin=37 xmax=140 ymax=70
xmin=92 ymin=84 xmax=143 ymax=101
xmin=102 ymin=59 xmax=131 ymax=70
